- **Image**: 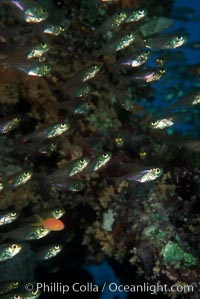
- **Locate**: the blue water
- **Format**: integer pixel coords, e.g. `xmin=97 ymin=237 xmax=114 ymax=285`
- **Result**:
xmin=84 ymin=262 xmax=126 ymax=299
xmin=137 ymin=0 xmax=200 ymax=137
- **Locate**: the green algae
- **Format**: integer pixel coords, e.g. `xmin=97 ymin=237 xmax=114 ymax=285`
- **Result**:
xmin=162 ymin=241 xmax=198 ymax=267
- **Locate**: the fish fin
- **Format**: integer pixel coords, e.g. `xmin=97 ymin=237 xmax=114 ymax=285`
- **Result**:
xmin=30 ymin=214 xmax=43 ymax=226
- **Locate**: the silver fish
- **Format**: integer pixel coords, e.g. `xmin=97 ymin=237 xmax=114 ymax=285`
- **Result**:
xmin=118 ymin=50 xmax=151 ymax=68
xmin=123 ymin=167 xmax=163 ymax=183
xmin=36 ymin=244 xmax=63 ymax=261
xmin=0 ymin=211 xmax=18 ymax=226
xmin=0 ymin=115 xmax=21 ymax=135
xmin=48 ymin=157 xmax=90 ymax=180
xmin=0 ymin=243 xmax=22 ymax=261
xmin=145 ymin=34 xmax=187 ymax=50
xmin=51 ymin=178 xmax=86 ymax=192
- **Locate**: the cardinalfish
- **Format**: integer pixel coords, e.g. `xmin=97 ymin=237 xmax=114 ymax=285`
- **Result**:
xmin=95 ymin=32 xmax=136 ymax=56
xmin=35 ymin=244 xmax=63 ymax=261
xmin=2 ymin=0 xmax=49 ymax=23
xmin=19 ymin=140 xmax=57 ymax=157
xmin=150 ymin=118 xmax=174 ymax=130
xmin=126 ymin=9 xmax=146 ymax=23
xmin=5 ymin=170 xmax=33 ymax=189
xmin=145 ymin=34 xmax=187 ymax=50
xmin=67 ymin=65 xmax=102 ymax=85
xmin=23 ymin=226 xmax=50 ymax=240
xmin=33 ymin=215 xmax=65 ymax=231
xmin=122 ymin=167 xmax=163 ymax=183
xmin=48 ymin=157 xmax=90 ymax=181
xmin=61 ymin=82 xmax=93 ymax=99
xmin=1 ymin=43 xmax=49 ymax=63
xmin=26 ymin=43 xmax=50 ymax=60
xmin=0 ymin=115 xmax=21 ymax=135
xmin=1 ymin=225 xmax=50 ymax=241
xmin=0 ymin=243 xmax=22 ymax=261
xmin=96 ymin=9 xmax=146 ymax=35
xmin=84 ymin=152 xmax=112 ymax=173
xmin=51 ymin=178 xmax=86 ymax=192
xmin=15 ymin=63 xmax=51 ymax=76
xmin=130 ymin=68 xmax=166 ymax=83
xmin=149 ymin=110 xmax=191 ymax=130
xmin=0 ymin=210 xmax=18 ymax=226
xmin=95 ymin=11 xmax=128 ymax=34
xmin=118 ymin=50 xmax=151 ymax=68
xmin=148 ymin=112 xmax=186 ymax=130
xmin=53 ymin=99 xmax=91 ymax=115
xmin=43 ymin=24 xmax=65 ymax=36
xmin=2 ymin=59 xmax=51 ymax=76
xmin=20 ymin=140 xmax=57 ymax=157
xmin=37 ymin=141 xmax=57 ymax=155
xmin=22 ymin=119 xmax=71 ymax=143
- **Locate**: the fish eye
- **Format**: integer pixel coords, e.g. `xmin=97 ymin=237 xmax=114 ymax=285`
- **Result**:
xmin=46 ymin=66 xmax=50 ymax=70
xmin=13 ymin=281 xmax=19 ymax=286
xmin=156 ymin=57 xmax=164 ymax=65
xmin=56 ymin=208 xmax=61 ymax=213
xmin=127 ymin=33 xmax=133 ymax=38
xmin=160 ymin=68 xmax=166 ymax=74
xmin=14 ymin=296 xmax=20 ymax=299
xmin=155 ymin=168 xmax=161 ymax=174
xmin=60 ymin=123 xmax=66 ymax=127
xmin=139 ymin=9 xmax=144 ymax=14
xmin=115 ymin=137 xmax=123 ymax=143
xmin=42 ymin=9 xmax=47 ymax=13
xmin=177 ymin=35 xmax=183 ymax=40
xmin=12 ymin=244 xmax=18 ymax=249
xmin=24 ymin=171 xmax=29 ymax=175
xmin=60 ymin=26 xmax=65 ymax=31
xmin=11 ymin=211 xmax=17 ymax=216
xmin=140 ymin=151 xmax=146 ymax=157
xmin=80 ymin=158 xmax=85 ymax=163
xmin=55 ymin=245 xmax=60 ymax=250
xmin=14 ymin=116 xmax=20 ymax=121
xmin=103 ymin=153 xmax=108 ymax=158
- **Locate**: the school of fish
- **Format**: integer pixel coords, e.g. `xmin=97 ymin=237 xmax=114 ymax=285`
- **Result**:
xmin=0 ymin=0 xmax=199 ymax=297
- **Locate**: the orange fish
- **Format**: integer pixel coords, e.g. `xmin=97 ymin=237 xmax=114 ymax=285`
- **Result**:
xmin=33 ymin=215 xmax=65 ymax=231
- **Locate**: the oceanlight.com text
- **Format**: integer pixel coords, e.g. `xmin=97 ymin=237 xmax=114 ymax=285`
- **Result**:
xmin=25 ymin=281 xmax=194 ymax=295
